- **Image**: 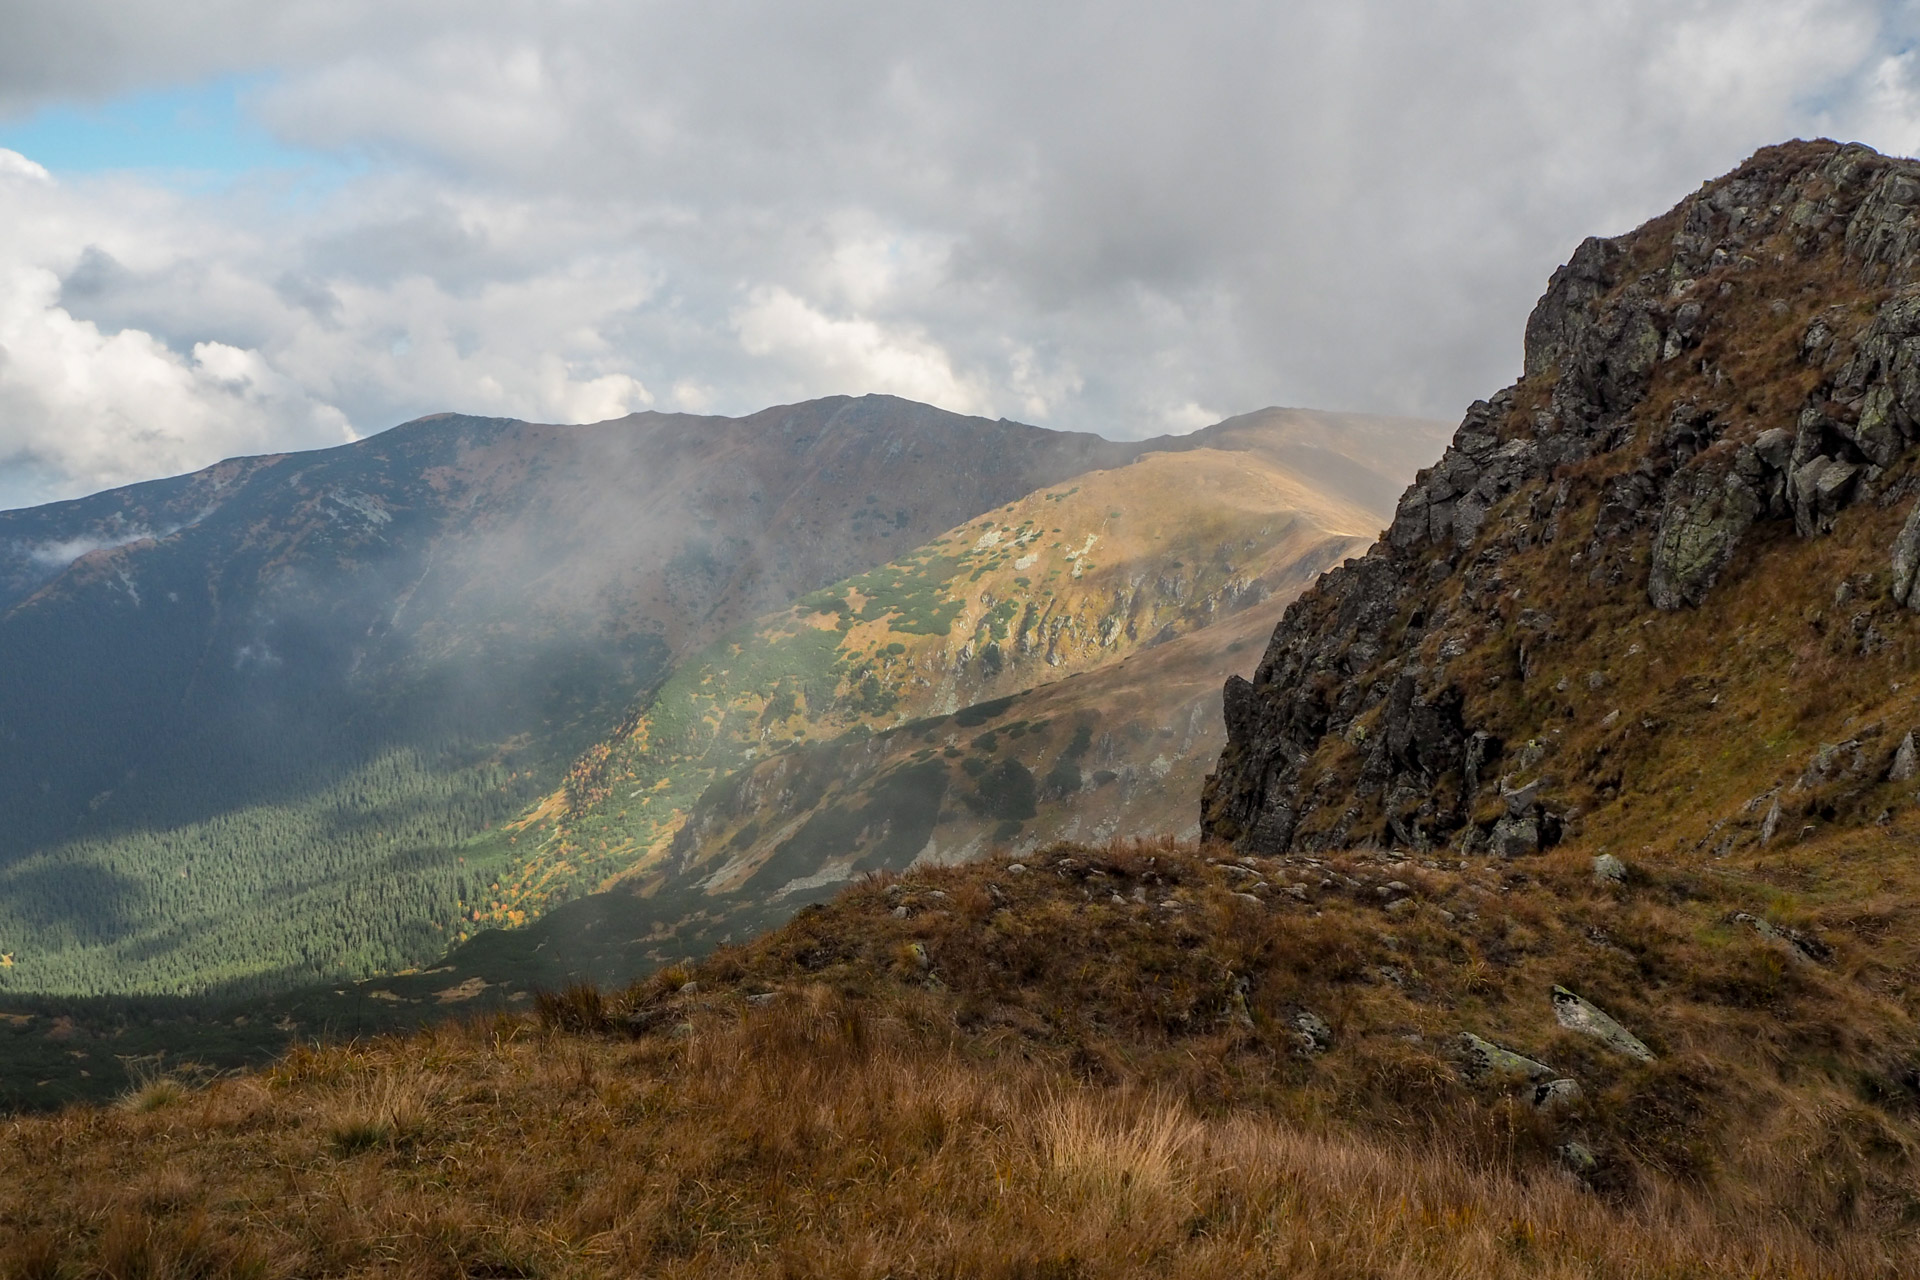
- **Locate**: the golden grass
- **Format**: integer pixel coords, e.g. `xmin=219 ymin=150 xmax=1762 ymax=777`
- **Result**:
xmin=3 ymin=840 xmax=1915 ymax=1277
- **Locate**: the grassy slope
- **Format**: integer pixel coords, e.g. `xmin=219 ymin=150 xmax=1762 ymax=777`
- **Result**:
xmin=464 ymin=446 xmax=1376 ymax=930
xmin=4 ymin=840 xmax=1912 ymax=1277
xmin=0 ymin=396 xmax=1146 ymax=1000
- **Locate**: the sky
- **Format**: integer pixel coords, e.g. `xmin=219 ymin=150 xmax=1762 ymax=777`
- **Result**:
xmin=1 ymin=2 xmax=1919 ymax=510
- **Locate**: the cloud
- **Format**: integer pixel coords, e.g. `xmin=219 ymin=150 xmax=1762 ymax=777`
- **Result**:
xmin=734 ymin=286 xmax=985 ymax=415
xmin=1 ymin=2 xmax=1919 ymax=507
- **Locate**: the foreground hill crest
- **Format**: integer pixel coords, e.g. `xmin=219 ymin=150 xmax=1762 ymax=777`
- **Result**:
xmin=1205 ymin=139 xmax=1920 ymax=858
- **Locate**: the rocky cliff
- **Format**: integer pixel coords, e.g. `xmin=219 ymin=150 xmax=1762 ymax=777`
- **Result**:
xmin=1204 ymin=140 xmax=1920 ymax=856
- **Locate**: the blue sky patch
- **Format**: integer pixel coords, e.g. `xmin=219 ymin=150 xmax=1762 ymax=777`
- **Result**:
xmin=0 ymin=76 xmax=350 ymax=189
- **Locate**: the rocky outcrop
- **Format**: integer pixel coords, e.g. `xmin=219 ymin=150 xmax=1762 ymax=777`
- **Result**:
xmin=1204 ymin=141 xmax=1920 ymax=855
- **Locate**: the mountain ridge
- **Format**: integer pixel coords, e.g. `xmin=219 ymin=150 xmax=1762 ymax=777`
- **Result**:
xmin=0 ymin=394 xmax=1443 ymax=997
xmin=1205 ymin=138 xmax=1920 ymax=864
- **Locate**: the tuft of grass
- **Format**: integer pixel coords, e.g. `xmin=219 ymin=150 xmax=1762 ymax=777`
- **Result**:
xmin=117 ymin=1071 xmax=188 ymax=1115
xmin=320 ymin=1069 xmax=435 ymax=1157
xmin=535 ymin=980 xmax=611 ymax=1035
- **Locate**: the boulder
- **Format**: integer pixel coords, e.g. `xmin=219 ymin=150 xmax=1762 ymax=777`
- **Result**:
xmin=1458 ymin=1032 xmax=1555 ymax=1082
xmin=1550 ymin=986 xmax=1655 ymax=1061
xmin=1896 ymin=505 xmax=1920 ymax=608
xmin=1647 ymin=465 xmax=1764 ymax=610
xmin=1557 ymin=1141 xmax=1599 ymax=1175
xmin=1729 ymin=912 xmax=1832 ymax=964
xmin=1491 ymin=814 xmax=1539 ymax=857
xmin=1533 ymin=1078 xmax=1583 ymax=1111
xmin=1292 ymin=1011 xmax=1334 ymax=1056
xmin=1591 ymin=853 xmax=1628 ymax=884
xmin=1503 ymin=779 xmax=1542 ymax=814
xmin=1892 ymin=731 xmax=1919 ymax=782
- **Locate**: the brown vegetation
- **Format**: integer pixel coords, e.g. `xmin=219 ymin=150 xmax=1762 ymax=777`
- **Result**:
xmin=4 ymin=839 xmax=1914 ymax=1277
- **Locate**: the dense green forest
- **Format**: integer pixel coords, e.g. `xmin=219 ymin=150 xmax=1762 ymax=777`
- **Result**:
xmin=0 ymin=745 xmax=539 ymax=997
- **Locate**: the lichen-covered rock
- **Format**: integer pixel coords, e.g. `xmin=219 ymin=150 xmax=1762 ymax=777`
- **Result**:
xmin=1457 ymin=1032 xmax=1555 ymax=1082
xmin=1592 ymin=853 xmax=1628 ymax=884
xmin=1648 ymin=464 xmax=1765 ymax=609
xmin=1533 ymin=1078 xmax=1583 ymax=1111
xmin=1490 ymin=814 xmax=1540 ymax=858
xmin=1890 ymin=730 xmax=1919 ymax=781
xmin=1892 ymin=503 xmax=1920 ymax=607
xmin=1550 ymin=986 xmax=1655 ymax=1061
xmin=1292 ymin=1010 xmax=1333 ymax=1056
xmin=1729 ymin=912 xmax=1833 ymax=964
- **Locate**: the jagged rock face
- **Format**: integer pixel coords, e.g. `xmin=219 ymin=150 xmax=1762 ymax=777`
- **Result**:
xmin=1204 ymin=140 xmax=1920 ymax=855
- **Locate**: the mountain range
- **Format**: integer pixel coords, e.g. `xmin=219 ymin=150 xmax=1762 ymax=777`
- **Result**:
xmin=0 ymin=397 xmax=1440 ymax=1001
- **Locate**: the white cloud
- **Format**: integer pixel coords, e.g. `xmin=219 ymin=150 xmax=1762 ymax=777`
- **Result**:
xmin=733 ymin=286 xmax=987 ymax=416
xmin=0 ymin=259 xmax=350 ymax=504
xmin=0 ymin=148 xmax=49 ymax=181
xmin=2 ymin=2 xmax=1920 ymax=506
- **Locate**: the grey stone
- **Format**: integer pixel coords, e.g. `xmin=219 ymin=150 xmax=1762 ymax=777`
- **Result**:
xmin=1816 ymin=458 xmax=1862 ymax=511
xmin=1292 ymin=1011 xmax=1334 ymax=1056
xmin=891 ymin=905 xmax=909 ymax=919
xmin=1648 ymin=466 xmax=1764 ymax=610
xmin=1550 ymin=986 xmax=1655 ymax=1061
xmin=1729 ymin=912 xmax=1832 ymax=964
xmin=746 ymin=991 xmax=782 ymax=1007
xmin=1458 ymin=1032 xmax=1556 ymax=1082
xmin=1893 ymin=731 xmax=1919 ymax=782
xmin=1799 ymin=740 xmax=1865 ymax=790
xmin=1592 ymin=853 xmax=1628 ymax=884
xmin=1752 ymin=427 xmax=1793 ymax=470
xmin=1491 ymin=814 xmax=1539 ymax=857
xmin=1533 ymin=1078 xmax=1583 ymax=1110
xmin=1232 ymin=892 xmax=1263 ymax=906
xmin=1760 ymin=797 xmax=1782 ymax=845
xmin=1006 ymin=863 xmax=1028 ymax=875
xmin=1384 ymin=897 xmax=1416 ymax=916
xmin=1504 ymin=779 xmax=1542 ymax=814
xmin=1283 ymin=883 xmax=1310 ymax=900
xmin=1790 ymin=456 xmax=1834 ymax=536
xmin=677 ymin=981 xmax=700 ymax=996
xmin=1557 ymin=1141 xmax=1599 ymax=1174
xmin=1898 ymin=506 xmax=1920 ymax=609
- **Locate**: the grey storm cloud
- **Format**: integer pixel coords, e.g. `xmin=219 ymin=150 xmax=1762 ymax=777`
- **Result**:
xmin=1 ymin=0 xmax=1919 ymax=509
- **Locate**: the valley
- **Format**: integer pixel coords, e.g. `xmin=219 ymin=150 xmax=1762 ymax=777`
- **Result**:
xmin=0 ymin=398 xmax=1436 ymax=999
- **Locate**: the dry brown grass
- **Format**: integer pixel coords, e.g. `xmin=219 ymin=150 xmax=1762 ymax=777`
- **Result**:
xmin=2 ymin=840 xmax=1915 ymax=1277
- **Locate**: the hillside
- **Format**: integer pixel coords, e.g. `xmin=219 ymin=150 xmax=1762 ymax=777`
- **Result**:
xmin=3 ymin=841 xmax=1913 ymax=1276
xmin=1205 ymin=140 xmax=1920 ymax=868
xmin=0 ymin=395 xmax=1147 ymax=997
xmin=0 ymin=399 xmax=1439 ymax=1008
xmin=465 ymin=443 xmax=1378 ymax=921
